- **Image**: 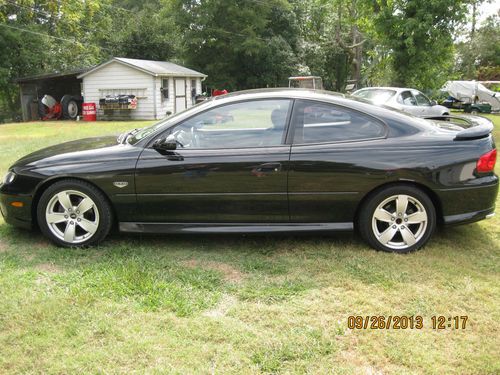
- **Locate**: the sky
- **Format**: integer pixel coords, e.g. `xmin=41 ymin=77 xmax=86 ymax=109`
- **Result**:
xmin=476 ymin=0 xmax=500 ymax=23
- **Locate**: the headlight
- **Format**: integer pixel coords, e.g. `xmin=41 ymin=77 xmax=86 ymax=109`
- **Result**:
xmin=2 ymin=171 xmax=16 ymax=185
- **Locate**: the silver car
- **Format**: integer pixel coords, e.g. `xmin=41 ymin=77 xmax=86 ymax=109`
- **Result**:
xmin=352 ymin=87 xmax=449 ymax=117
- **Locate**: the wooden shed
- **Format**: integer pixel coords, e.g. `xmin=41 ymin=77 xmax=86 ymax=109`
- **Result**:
xmin=77 ymin=57 xmax=207 ymax=120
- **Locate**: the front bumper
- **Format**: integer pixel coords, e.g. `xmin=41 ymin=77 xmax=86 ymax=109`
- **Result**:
xmin=0 ymin=188 xmax=33 ymax=229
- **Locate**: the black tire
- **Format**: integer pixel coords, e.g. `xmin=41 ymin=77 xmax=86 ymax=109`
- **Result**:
xmin=358 ymin=185 xmax=436 ymax=253
xmin=61 ymin=95 xmax=79 ymax=120
xmin=37 ymin=179 xmax=113 ymax=247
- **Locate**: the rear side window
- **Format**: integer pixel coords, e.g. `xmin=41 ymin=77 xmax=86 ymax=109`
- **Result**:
xmin=291 ymin=100 xmax=386 ymax=144
xmin=353 ymin=89 xmax=396 ymax=104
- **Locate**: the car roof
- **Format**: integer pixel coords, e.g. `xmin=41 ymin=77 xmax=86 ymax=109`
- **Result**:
xmin=354 ymin=87 xmax=416 ymax=92
xmin=214 ymin=88 xmax=345 ymax=100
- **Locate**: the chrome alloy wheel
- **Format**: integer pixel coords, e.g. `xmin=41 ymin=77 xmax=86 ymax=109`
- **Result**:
xmin=371 ymin=194 xmax=428 ymax=251
xmin=45 ymin=190 xmax=99 ymax=244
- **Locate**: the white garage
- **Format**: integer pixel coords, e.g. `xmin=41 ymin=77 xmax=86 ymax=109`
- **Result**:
xmin=78 ymin=57 xmax=207 ymax=120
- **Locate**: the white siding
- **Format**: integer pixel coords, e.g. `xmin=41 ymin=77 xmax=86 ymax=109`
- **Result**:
xmin=82 ymin=61 xmax=157 ymax=120
xmin=155 ymin=76 xmax=202 ymax=119
xmin=156 ymin=76 xmax=175 ymax=119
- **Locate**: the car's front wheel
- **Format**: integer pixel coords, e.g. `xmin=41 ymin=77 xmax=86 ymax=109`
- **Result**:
xmin=358 ymin=185 xmax=436 ymax=253
xmin=37 ymin=180 xmax=112 ymax=247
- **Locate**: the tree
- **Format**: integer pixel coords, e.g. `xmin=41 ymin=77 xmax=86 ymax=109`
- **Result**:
xmin=104 ymin=1 xmax=180 ymax=61
xmin=455 ymin=11 xmax=500 ymax=80
xmin=372 ymin=0 xmax=473 ymax=89
xmin=0 ymin=0 xmax=114 ymax=120
xmin=170 ymin=0 xmax=300 ymax=90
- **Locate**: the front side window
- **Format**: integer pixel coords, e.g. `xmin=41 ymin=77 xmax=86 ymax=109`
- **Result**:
xmin=398 ymin=91 xmax=417 ymax=106
xmin=291 ymin=100 xmax=386 ymax=144
xmin=413 ymin=91 xmax=431 ymax=106
xmin=163 ymin=99 xmax=291 ymax=149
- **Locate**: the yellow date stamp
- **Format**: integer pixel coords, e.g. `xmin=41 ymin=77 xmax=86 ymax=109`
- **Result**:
xmin=347 ymin=315 xmax=468 ymax=330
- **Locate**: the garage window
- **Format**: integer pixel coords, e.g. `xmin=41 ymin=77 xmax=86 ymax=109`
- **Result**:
xmin=161 ymin=78 xmax=169 ymax=100
xmin=291 ymin=100 xmax=386 ymax=144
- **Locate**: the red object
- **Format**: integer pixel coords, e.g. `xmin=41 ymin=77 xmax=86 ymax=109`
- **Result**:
xmin=476 ymin=149 xmax=497 ymax=173
xmin=212 ymin=89 xmax=228 ymax=96
xmin=42 ymin=102 xmax=62 ymax=120
xmin=82 ymin=102 xmax=97 ymax=121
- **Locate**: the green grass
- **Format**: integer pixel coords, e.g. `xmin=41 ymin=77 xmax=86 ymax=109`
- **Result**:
xmin=0 ymin=117 xmax=499 ymax=374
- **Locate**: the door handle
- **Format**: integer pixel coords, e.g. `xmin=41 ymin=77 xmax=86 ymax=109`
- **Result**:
xmin=255 ymin=162 xmax=282 ymax=173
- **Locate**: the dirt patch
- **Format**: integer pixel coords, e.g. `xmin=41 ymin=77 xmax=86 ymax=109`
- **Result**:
xmin=0 ymin=240 xmax=7 ymax=253
xmin=36 ymin=263 xmax=62 ymax=273
xmin=183 ymin=259 xmax=244 ymax=283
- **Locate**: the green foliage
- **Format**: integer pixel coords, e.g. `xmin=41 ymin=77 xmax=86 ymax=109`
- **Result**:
xmin=455 ymin=13 xmax=500 ymax=80
xmin=0 ymin=118 xmax=499 ymax=373
xmin=372 ymin=0 xmax=471 ymax=89
xmin=170 ymin=0 xmax=300 ymax=90
xmin=0 ymin=0 xmax=495 ymax=119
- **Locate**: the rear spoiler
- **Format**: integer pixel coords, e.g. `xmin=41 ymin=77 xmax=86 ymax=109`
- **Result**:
xmin=422 ymin=115 xmax=494 ymax=141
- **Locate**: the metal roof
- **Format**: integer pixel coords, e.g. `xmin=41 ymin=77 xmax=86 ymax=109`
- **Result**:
xmin=77 ymin=57 xmax=207 ymax=79
xmin=15 ymin=68 xmax=89 ymax=83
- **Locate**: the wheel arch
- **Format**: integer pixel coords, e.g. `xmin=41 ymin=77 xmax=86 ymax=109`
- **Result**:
xmin=353 ymin=180 xmax=443 ymax=229
xmin=32 ymin=176 xmax=116 ymax=228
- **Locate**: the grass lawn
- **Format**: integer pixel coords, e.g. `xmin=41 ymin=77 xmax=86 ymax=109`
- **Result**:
xmin=0 ymin=117 xmax=499 ymax=374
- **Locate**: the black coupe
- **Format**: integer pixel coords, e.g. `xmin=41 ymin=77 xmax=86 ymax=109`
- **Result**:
xmin=1 ymin=89 xmax=497 ymax=252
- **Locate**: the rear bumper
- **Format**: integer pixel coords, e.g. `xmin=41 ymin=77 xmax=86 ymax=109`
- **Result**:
xmin=443 ymin=207 xmax=496 ymax=225
xmin=438 ymin=178 xmax=498 ymax=226
xmin=0 ymin=190 xmax=33 ymax=229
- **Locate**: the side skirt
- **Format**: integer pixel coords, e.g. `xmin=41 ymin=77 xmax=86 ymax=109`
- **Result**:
xmin=119 ymin=222 xmax=353 ymax=234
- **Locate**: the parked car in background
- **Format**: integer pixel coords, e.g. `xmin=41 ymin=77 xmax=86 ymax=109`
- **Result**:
xmin=0 ymin=89 xmax=497 ymax=253
xmin=353 ymin=87 xmax=449 ymax=117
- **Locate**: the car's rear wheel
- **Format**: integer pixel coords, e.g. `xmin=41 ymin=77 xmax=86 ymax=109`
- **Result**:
xmin=358 ymin=185 xmax=436 ymax=253
xmin=37 ymin=180 xmax=112 ymax=247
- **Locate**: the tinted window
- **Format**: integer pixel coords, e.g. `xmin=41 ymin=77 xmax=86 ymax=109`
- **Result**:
xmin=398 ymin=91 xmax=417 ymax=106
xmin=291 ymin=100 xmax=386 ymax=144
xmin=164 ymin=99 xmax=291 ymax=149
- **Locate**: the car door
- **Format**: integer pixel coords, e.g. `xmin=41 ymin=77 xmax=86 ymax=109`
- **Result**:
xmin=396 ymin=90 xmax=420 ymax=115
xmin=288 ymin=100 xmax=387 ymax=224
xmin=411 ymin=90 xmax=435 ymax=116
xmin=135 ymin=99 xmax=292 ymax=223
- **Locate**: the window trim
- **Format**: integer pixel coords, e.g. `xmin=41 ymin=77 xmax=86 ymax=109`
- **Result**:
xmin=289 ymin=99 xmax=389 ymax=146
xmin=146 ymin=97 xmax=295 ymax=150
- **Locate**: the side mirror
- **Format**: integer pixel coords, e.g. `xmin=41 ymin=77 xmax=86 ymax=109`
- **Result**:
xmin=430 ymin=100 xmax=437 ymax=106
xmin=153 ymin=138 xmax=177 ymax=151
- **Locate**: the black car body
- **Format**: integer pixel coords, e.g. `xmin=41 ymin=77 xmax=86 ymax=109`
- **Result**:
xmin=1 ymin=89 xmax=497 ymax=252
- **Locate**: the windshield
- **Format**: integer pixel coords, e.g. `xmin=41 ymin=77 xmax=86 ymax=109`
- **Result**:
xmin=127 ymin=99 xmax=214 ymax=144
xmin=353 ymin=89 xmax=396 ymax=105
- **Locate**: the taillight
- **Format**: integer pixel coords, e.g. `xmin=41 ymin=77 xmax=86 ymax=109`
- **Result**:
xmin=477 ymin=149 xmax=497 ymax=173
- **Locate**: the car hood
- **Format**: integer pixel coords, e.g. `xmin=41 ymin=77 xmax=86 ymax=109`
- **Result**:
xmin=12 ymin=136 xmax=141 ymax=169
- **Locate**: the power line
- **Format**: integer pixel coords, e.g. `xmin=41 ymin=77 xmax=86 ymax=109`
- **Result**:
xmin=0 ymin=22 xmax=114 ymax=52
xmin=1 ymin=2 xmax=174 ymax=49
